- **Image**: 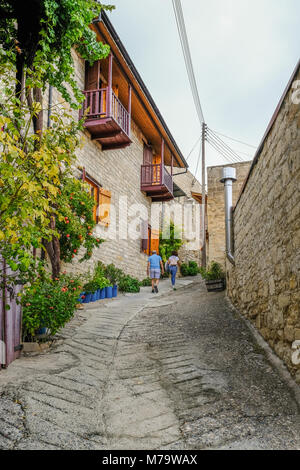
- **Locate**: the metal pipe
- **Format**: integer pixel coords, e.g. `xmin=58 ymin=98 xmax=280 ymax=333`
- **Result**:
xmin=220 ymin=167 xmax=237 ymax=265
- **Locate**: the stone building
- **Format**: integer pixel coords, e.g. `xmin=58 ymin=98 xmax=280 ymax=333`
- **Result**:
xmin=225 ymin=60 xmax=300 ymax=383
xmin=207 ymin=162 xmax=252 ymax=267
xmin=44 ymin=11 xmax=199 ymax=280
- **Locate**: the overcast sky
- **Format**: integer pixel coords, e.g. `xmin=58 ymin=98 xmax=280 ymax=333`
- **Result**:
xmin=105 ymin=0 xmax=300 ymax=181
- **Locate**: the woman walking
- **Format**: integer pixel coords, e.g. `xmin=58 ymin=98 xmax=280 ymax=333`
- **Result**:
xmin=167 ymin=251 xmax=180 ymax=290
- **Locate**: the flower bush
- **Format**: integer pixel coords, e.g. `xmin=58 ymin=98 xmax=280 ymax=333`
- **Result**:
xmin=21 ymin=273 xmax=83 ymax=340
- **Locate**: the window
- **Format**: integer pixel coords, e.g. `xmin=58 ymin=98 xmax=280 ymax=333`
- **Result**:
xmin=83 ymin=169 xmax=111 ymax=226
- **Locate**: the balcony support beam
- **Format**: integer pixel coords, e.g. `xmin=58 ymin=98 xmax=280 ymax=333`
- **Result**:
xmin=107 ymin=53 xmax=113 ymax=116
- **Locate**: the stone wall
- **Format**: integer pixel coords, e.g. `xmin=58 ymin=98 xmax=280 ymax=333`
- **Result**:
xmin=207 ymin=162 xmax=252 ymax=267
xmin=226 ymin=64 xmax=300 ymax=383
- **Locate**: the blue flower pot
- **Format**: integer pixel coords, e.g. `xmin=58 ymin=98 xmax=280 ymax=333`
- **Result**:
xmin=96 ymin=289 xmax=101 ymax=300
xmin=105 ymin=286 xmax=113 ymax=299
xmin=112 ymin=285 xmax=118 ymax=298
xmin=91 ymin=292 xmax=98 ymax=302
xmin=100 ymin=288 xmax=106 ymax=300
xmin=83 ymin=293 xmax=91 ymax=303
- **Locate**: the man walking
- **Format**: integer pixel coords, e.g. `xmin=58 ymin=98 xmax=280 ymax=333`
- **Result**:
xmin=147 ymin=250 xmax=164 ymax=293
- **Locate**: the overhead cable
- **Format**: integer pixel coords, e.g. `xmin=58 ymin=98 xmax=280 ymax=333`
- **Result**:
xmin=172 ymin=0 xmax=204 ymax=126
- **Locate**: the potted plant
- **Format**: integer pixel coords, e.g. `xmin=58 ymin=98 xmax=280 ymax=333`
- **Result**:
xmin=83 ymin=281 xmax=99 ymax=302
xmin=95 ymin=276 xmax=111 ymax=299
xmin=201 ymin=261 xmax=226 ymax=292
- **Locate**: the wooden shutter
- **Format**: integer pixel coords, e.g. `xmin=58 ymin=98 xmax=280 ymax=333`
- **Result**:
xmin=99 ymin=189 xmax=111 ymax=227
xmin=150 ymin=229 xmax=160 ymax=255
xmin=85 ymin=61 xmax=100 ymax=90
xmin=152 ymin=155 xmax=161 ymax=185
xmin=143 ymin=144 xmax=153 ymax=165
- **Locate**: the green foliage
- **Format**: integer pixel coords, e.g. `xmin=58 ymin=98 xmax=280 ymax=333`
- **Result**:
xmin=200 ymin=261 xmax=225 ymax=281
xmin=159 ymin=221 xmax=183 ymax=263
xmin=21 ymin=273 xmax=83 ymax=340
xmin=83 ymin=280 xmax=99 ymax=294
xmin=140 ymin=277 xmax=152 ymax=287
xmin=118 ymin=276 xmax=140 ymax=293
xmin=56 ymin=178 xmax=104 ymax=263
xmin=94 ymin=275 xmax=111 ymax=290
xmin=180 ymin=261 xmax=200 ymax=277
xmin=103 ymin=263 xmax=123 ymax=286
xmin=0 ymin=0 xmax=114 ymax=107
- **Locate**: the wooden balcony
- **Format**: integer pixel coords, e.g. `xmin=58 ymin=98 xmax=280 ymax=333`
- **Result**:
xmin=80 ymin=88 xmax=132 ymax=150
xmin=141 ymin=163 xmax=174 ymax=202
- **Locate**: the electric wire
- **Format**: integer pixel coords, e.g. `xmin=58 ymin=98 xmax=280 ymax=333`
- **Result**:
xmin=207 ymin=128 xmax=244 ymax=162
xmin=172 ymin=0 xmax=204 ymax=126
xmin=207 ymin=132 xmax=243 ymax=163
xmin=210 ymin=129 xmax=257 ymax=149
xmin=186 ymin=134 xmax=202 ymax=161
xmin=206 ymin=139 xmax=237 ymax=164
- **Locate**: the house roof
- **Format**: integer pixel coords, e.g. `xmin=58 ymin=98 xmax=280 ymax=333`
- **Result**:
xmin=92 ymin=11 xmax=188 ymax=169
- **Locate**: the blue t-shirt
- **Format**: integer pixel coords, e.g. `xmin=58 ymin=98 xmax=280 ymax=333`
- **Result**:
xmin=148 ymin=254 xmax=162 ymax=270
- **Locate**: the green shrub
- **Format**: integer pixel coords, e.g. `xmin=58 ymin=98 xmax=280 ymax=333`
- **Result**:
xmin=83 ymin=280 xmax=99 ymax=294
xmin=118 ymin=275 xmax=140 ymax=293
xmin=180 ymin=263 xmax=189 ymax=277
xmin=203 ymin=261 xmax=225 ymax=281
xmin=21 ymin=274 xmax=83 ymax=340
xmin=94 ymin=275 xmax=111 ymax=289
xmin=104 ymin=264 xmax=124 ymax=285
xmin=187 ymin=261 xmax=199 ymax=276
xmin=140 ymin=277 xmax=152 ymax=286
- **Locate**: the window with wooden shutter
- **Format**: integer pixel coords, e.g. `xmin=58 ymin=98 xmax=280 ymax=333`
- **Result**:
xmin=83 ymin=173 xmax=100 ymax=223
xmin=99 ymin=189 xmax=111 ymax=227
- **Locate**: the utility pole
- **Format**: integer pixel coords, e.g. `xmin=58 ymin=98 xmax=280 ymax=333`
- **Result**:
xmin=201 ymin=122 xmax=207 ymax=268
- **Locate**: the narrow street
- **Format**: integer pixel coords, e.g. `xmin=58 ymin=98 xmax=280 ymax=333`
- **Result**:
xmin=0 ymin=277 xmax=299 ymax=450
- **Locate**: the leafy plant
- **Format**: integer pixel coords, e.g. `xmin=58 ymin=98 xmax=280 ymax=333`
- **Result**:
xmin=159 ymin=221 xmax=183 ymax=263
xmin=83 ymin=280 xmax=99 ymax=294
xmin=118 ymin=276 xmax=140 ymax=293
xmin=56 ymin=178 xmax=104 ymax=264
xmin=201 ymin=261 xmax=225 ymax=281
xmin=21 ymin=273 xmax=83 ymax=340
xmin=140 ymin=277 xmax=152 ymax=287
xmin=94 ymin=275 xmax=111 ymax=290
xmin=180 ymin=261 xmax=200 ymax=277
xmin=104 ymin=264 xmax=124 ymax=286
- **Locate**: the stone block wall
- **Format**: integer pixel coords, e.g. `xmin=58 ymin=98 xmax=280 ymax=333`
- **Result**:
xmin=207 ymin=162 xmax=252 ymax=267
xmin=226 ymin=64 xmax=300 ymax=383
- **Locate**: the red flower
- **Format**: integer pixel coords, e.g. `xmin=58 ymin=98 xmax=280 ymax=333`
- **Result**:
xmin=66 ymin=234 xmax=70 ymax=238
xmin=26 ymin=303 xmax=31 ymax=306
xmin=73 ymin=249 xmax=77 ymax=253
xmin=81 ymin=295 xmax=85 ymax=299
xmin=50 ymin=307 xmax=54 ymax=310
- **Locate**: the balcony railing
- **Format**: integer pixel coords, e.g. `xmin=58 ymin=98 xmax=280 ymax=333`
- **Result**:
xmin=141 ymin=163 xmax=173 ymax=197
xmin=81 ymin=88 xmax=130 ymax=137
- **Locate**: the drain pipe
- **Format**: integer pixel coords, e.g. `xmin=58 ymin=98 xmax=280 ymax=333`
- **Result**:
xmin=220 ymin=167 xmax=237 ymax=266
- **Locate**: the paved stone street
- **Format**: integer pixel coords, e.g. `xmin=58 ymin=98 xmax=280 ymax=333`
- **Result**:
xmin=0 ymin=276 xmax=300 ymax=450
